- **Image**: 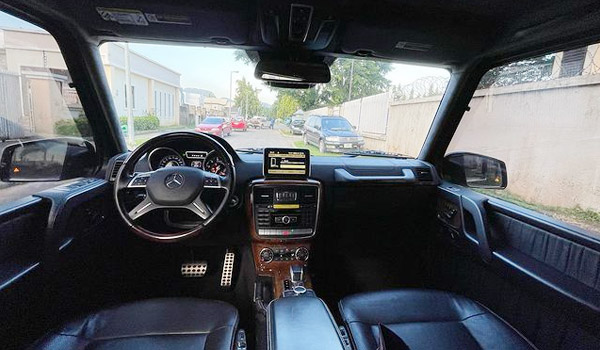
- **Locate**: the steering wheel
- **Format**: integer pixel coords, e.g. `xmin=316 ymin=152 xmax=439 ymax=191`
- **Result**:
xmin=114 ymin=131 xmax=235 ymax=242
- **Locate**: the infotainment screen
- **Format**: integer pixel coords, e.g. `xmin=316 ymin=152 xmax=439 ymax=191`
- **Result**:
xmin=263 ymin=148 xmax=310 ymax=179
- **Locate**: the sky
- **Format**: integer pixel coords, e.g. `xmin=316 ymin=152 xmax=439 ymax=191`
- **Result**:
xmin=0 ymin=11 xmax=449 ymax=105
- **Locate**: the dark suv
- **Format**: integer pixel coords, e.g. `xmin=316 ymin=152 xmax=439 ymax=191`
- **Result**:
xmin=303 ymin=115 xmax=364 ymax=153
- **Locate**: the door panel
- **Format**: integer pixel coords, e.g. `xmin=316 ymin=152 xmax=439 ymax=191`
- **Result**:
xmin=434 ymin=181 xmax=600 ymax=350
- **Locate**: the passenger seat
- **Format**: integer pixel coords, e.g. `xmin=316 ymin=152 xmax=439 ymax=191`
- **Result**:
xmin=338 ymin=289 xmax=536 ymax=350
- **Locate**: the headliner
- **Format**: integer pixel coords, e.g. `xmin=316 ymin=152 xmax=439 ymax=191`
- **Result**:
xmin=2 ymin=0 xmax=600 ymax=70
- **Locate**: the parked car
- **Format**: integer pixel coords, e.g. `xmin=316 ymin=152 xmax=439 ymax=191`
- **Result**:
xmin=303 ymin=115 xmax=364 ymax=153
xmin=248 ymin=116 xmax=269 ymax=129
xmin=289 ymin=117 xmax=306 ymax=135
xmin=231 ymin=117 xmax=247 ymax=131
xmin=195 ymin=116 xmax=231 ymax=137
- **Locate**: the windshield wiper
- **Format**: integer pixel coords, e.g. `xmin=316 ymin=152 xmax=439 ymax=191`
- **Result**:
xmin=235 ymin=147 xmax=264 ymax=154
xmin=342 ymin=150 xmax=413 ymax=159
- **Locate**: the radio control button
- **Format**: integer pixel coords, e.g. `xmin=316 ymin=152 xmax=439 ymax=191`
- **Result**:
xmin=282 ymin=216 xmax=291 ymax=224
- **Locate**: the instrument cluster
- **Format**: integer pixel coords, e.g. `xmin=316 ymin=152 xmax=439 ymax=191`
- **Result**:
xmin=147 ymin=147 xmax=228 ymax=176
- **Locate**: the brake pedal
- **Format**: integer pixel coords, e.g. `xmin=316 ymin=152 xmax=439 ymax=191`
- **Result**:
xmin=181 ymin=261 xmax=207 ymax=278
xmin=220 ymin=251 xmax=235 ymax=287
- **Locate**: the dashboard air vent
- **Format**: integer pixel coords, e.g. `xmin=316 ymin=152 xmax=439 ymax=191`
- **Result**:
xmin=415 ymin=167 xmax=433 ymax=181
xmin=110 ymin=160 xmax=124 ymax=181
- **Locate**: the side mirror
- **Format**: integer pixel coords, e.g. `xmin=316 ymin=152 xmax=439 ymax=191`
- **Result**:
xmin=314 ymin=125 xmax=321 ymax=131
xmin=0 ymin=138 xmax=97 ymax=182
xmin=443 ymin=152 xmax=507 ymax=189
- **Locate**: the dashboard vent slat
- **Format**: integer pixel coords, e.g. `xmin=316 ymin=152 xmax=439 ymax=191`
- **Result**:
xmin=110 ymin=160 xmax=124 ymax=181
xmin=415 ymin=167 xmax=433 ymax=181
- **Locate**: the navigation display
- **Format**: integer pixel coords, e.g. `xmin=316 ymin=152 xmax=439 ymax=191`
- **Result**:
xmin=263 ymin=148 xmax=310 ymax=179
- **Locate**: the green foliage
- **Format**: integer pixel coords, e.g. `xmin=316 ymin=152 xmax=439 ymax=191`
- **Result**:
xmin=119 ymin=114 xmax=160 ymax=131
xmin=272 ymin=95 xmax=299 ymax=119
xmin=273 ymin=58 xmax=392 ymax=111
xmin=234 ymin=77 xmax=261 ymax=117
xmin=54 ymin=117 xmax=91 ymax=137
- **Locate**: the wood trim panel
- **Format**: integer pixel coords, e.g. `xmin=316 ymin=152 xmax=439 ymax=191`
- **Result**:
xmin=252 ymin=242 xmax=312 ymax=298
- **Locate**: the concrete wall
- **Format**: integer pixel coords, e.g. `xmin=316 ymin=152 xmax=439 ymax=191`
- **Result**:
xmin=448 ymin=75 xmax=600 ymax=211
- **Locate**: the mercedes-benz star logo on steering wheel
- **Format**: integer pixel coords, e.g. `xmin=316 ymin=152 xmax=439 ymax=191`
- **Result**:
xmin=165 ymin=173 xmax=185 ymax=189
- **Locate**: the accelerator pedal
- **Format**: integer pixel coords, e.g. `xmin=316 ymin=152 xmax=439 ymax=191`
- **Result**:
xmin=220 ymin=250 xmax=235 ymax=287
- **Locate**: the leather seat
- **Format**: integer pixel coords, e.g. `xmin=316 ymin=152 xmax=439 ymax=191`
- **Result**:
xmin=339 ymin=289 xmax=537 ymax=350
xmin=31 ymin=298 xmax=239 ymax=350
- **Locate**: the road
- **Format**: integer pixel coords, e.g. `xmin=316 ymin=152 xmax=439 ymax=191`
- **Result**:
xmin=135 ymin=125 xmax=299 ymax=150
xmin=225 ymin=127 xmax=299 ymax=149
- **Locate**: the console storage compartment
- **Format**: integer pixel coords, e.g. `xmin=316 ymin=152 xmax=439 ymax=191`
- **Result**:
xmin=267 ymin=296 xmax=345 ymax=350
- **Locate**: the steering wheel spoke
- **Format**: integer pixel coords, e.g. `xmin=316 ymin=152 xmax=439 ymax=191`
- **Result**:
xmin=128 ymin=195 xmax=156 ymax=220
xmin=186 ymin=196 xmax=212 ymax=220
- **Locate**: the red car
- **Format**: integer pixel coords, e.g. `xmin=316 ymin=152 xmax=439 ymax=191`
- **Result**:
xmin=231 ymin=117 xmax=247 ymax=131
xmin=195 ymin=116 xmax=232 ymax=137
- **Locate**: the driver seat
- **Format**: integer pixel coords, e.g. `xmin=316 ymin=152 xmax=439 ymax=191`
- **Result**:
xmin=30 ymin=298 xmax=239 ymax=350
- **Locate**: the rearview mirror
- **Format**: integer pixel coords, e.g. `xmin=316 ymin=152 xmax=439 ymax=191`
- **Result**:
xmin=443 ymin=152 xmax=507 ymax=189
xmin=0 ymin=138 xmax=97 ymax=182
xmin=255 ymin=60 xmax=331 ymax=87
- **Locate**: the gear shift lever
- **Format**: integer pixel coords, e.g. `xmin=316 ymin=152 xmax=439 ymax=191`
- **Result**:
xmin=290 ymin=265 xmax=304 ymax=283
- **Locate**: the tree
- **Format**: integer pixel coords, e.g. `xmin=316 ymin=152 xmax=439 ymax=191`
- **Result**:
xmin=272 ymin=95 xmax=300 ymax=119
xmin=233 ymin=78 xmax=261 ymax=117
xmin=271 ymin=58 xmax=392 ymax=110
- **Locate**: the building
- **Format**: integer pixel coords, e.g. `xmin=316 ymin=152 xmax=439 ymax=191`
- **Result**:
xmin=0 ymin=27 xmax=83 ymax=137
xmin=99 ymin=43 xmax=181 ymax=126
xmin=203 ymin=97 xmax=229 ymax=117
xmin=0 ymin=27 xmax=185 ymax=139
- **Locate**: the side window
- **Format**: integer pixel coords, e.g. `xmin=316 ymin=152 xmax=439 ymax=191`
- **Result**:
xmin=306 ymin=117 xmax=313 ymax=128
xmin=446 ymin=42 xmax=600 ymax=238
xmin=0 ymin=12 xmax=96 ymax=204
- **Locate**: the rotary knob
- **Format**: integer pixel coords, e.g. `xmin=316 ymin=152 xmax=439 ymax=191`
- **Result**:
xmin=282 ymin=216 xmax=291 ymax=224
xmin=259 ymin=248 xmax=274 ymax=263
xmin=295 ymin=247 xmax=309 ymax=262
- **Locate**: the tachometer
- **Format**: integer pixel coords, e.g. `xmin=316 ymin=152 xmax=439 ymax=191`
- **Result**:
xmin=158 ymin=154 xmax=185 ymax=168
xmin=203 ymin=152 xmax=228 ymax=176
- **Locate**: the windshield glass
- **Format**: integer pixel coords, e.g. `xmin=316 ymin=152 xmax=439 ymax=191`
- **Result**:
xmin=322 ymin=119 xmax=353 ymax=131
xmin=202 ymin=117 xmax=223 ymax=124
xmin=100 ymin=43 xmax=449 ymax=156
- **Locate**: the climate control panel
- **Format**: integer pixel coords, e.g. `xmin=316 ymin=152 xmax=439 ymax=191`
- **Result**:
xmin=259 ymin=246 xmax=309 ymax=263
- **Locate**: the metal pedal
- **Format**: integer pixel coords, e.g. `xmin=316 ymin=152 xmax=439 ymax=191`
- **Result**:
xmin=220 ymin=251 xmax=235 ymax=287
xmin=181 ymin=261 xmax=207 ymax=277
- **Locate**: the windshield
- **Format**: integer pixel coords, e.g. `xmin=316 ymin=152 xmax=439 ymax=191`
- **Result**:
xmin=322 ymin=119 xmax=353 ymax=131
xmin=202 ymin=117 xmax=224 ymax=124
xmin=100 ymin=43 xmax=449 ymax=156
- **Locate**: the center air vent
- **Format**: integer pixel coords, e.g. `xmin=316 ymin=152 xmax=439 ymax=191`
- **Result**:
xmin=110 ymin=159 xmax=124 ymax=181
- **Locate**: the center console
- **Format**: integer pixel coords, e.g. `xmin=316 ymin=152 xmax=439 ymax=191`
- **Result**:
xmin=248 ymin=148 xmax=321 ymax=299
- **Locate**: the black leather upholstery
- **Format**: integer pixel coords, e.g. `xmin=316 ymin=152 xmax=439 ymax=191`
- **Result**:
xmin=339 ymin=289 xmax=537 ymax=350
xmin=268 ymin=296 xmax=345 ymax=350
xmin=31 ymin=298 xmax=238 ymax=350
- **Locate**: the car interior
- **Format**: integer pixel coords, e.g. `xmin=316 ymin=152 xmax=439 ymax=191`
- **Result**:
xmin=1 ymin=1 xmax=600 ymax=350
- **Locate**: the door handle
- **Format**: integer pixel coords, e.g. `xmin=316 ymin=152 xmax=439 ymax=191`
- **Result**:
xmin=460 ymin=195 xmax=493 ymax=263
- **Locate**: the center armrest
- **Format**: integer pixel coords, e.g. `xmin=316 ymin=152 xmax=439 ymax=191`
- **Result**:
xmin=267 ymin=296 xmax=345 ymax=350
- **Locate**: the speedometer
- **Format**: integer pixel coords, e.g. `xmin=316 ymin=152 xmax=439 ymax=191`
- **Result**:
xmin=158 ymin=154 xmax=185 ymax=168
xmin=204 ymin=152 xmax=228 ymax=176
